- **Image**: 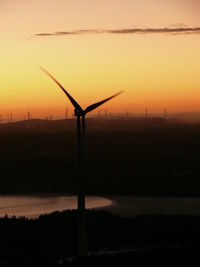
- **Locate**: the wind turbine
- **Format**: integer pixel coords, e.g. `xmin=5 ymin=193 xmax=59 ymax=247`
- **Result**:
xmin=40 ymin=66 xmax=123 ymax=257
xmin=164 ymin=108 xmax=167 ymax=120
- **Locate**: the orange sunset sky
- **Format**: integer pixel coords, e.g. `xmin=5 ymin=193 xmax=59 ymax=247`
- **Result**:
xmin=1 ymin=0 xmax=200 ymax=119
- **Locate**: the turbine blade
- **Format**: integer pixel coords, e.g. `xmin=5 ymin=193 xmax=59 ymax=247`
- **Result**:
xmin=40 ymin=66 xmax=82 ymax=110
xmin=84 ymin=90 xmax=124 ymax=114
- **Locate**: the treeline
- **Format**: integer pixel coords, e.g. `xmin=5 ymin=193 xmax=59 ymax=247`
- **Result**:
xmin=1 ymin=210 xmax=200 ymax=265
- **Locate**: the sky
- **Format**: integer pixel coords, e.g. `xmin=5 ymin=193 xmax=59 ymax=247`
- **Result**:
xmin=0 ymin=0 xmax=200 ymax=120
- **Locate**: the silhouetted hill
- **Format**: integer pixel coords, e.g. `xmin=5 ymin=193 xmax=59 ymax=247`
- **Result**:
xmin=1 ymin=113 xmax=200 ymax=133
xmin=0 ymin=119 xmax=77 ymax=133
xmin=0 ymin=118 xmax=200 ymax=196
xmin=0 ymin=117 xmax=176 ymax=133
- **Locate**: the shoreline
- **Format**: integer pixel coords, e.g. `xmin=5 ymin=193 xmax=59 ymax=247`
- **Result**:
xmin=0 ymin=195 xmax=113 ymax=219
xmin=2 ymin=195 xmax=200 ymax=218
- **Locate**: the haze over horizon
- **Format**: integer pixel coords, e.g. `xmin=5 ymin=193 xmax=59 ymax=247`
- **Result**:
xmin=1 ymin=0 xmax=200 ymax=119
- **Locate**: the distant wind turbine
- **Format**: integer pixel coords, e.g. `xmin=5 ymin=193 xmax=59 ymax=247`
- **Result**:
xmin=145 ymin=106 xmax=148 ymax=120
xmin=65 ymin=107 xmax=68 ymax=120
xmin=98 ymin=109 xmax=101 ymax=120
xmin=164 ymin=108 xmax=167 ymax=120
xmin=40 ymin=66 xmax=123 ymax=257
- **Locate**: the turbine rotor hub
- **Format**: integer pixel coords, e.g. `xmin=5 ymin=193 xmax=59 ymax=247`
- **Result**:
xmin=74 ymin=108 xmax=84 ymax=117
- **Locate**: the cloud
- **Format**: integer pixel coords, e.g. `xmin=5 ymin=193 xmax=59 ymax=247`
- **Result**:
xmin=34 ymin=27 xmax=200 ymax=37
xmin=35 ymin=33 xmax=54 ymax=36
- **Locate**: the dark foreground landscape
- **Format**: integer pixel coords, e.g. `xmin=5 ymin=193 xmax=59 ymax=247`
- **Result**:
xmin=1 ymin=210 xmax=200 ymax=266
xmin=0 ymin=117 xmax=200 ymax=197
xmin=1 ymin=118 xmax=200 ymax=265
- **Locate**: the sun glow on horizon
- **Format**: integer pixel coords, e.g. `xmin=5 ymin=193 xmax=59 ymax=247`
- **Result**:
xmin=0 ymin=0 xmax=200 ymax=120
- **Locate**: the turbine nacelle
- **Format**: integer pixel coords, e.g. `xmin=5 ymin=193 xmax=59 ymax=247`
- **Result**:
xmin=40 ymin=66 xmax=123 ymax=116
xmin=41 ymin=65 xmax=124 ymax=120
xmin=74 ymin=108 xmax=84 ymax=117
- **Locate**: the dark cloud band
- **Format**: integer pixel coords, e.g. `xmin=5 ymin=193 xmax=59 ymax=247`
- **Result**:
xmin=35 ymin=27 xmax=200 ymax=37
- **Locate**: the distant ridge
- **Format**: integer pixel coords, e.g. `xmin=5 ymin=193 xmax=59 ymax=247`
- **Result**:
xmin=0 ymin=116 xmax=199 ymax=133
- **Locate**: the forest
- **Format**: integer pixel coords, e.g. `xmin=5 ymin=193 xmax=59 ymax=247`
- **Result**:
xmin=0 ymin=210 xmax=200 ymax=266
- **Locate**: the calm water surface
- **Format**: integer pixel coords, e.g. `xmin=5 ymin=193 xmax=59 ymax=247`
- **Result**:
xmin=1 ymin=195 xmax=200 ymax=218
xmin=104 ymin=196 xmax=200 ymax=217
xmin=0 ymin=195 xmax=112 ymax=218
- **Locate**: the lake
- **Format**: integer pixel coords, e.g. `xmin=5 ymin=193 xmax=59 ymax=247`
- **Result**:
xmin=0 ymin=195 xmax=112 ymax=218
xmin=103 ymin=196 xmax=200 ymax=217
xmin=1 ymin=195 xmax=200 ymax=218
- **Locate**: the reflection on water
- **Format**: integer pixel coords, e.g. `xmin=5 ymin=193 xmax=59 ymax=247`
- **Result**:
xmin=0 ymin=196 xmax=112 ymax=218
xmin=1 ymin=195 xmax=200 ymax=219
xmin=104 ymin=197 xmax=200 ymax=217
